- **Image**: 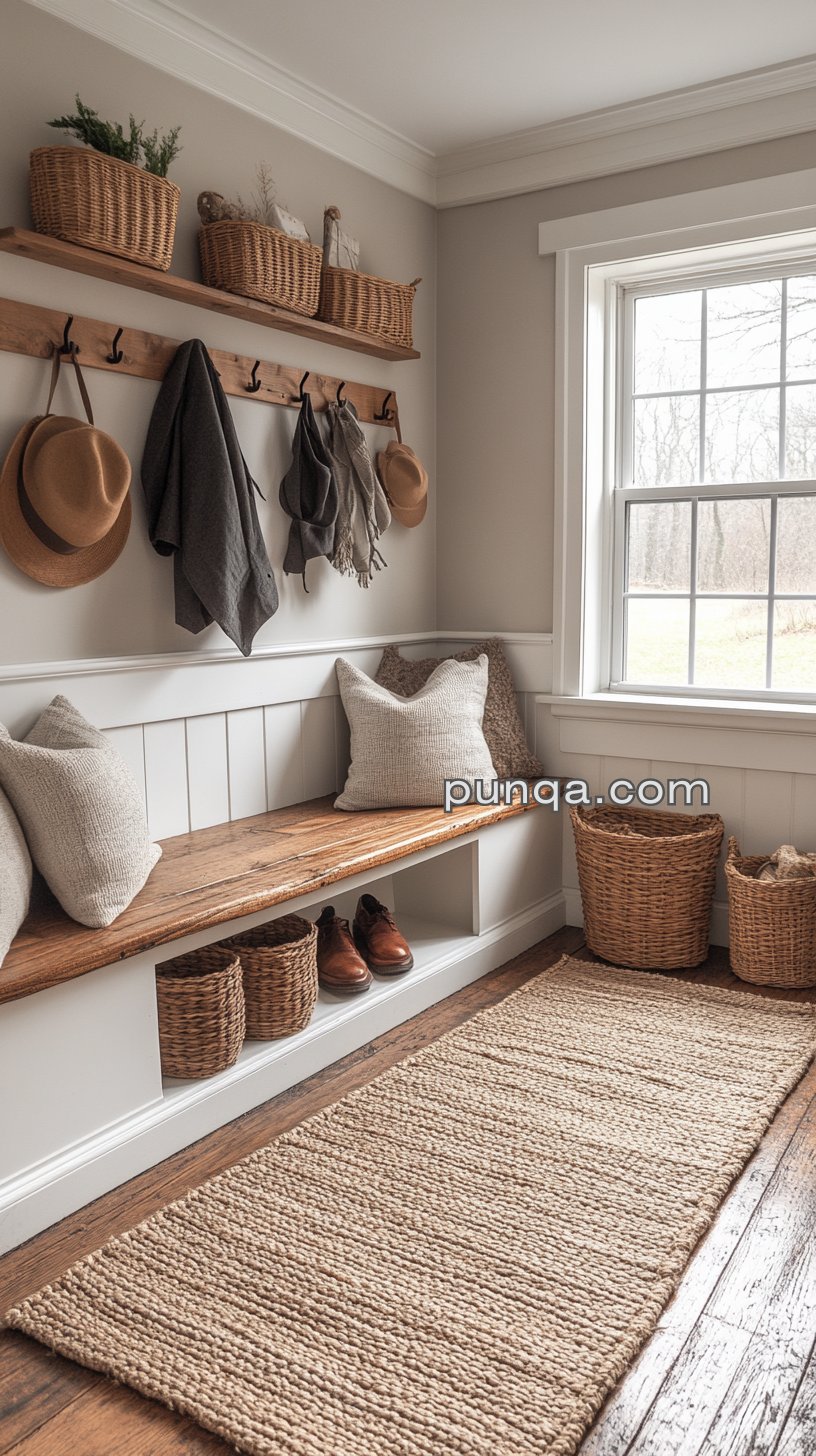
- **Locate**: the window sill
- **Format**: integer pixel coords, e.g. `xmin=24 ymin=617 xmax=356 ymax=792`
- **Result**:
xmin=536 ymin=693 xmax=815 ymax=773
xmin=538 ymin=692 xmax=816 ymax=730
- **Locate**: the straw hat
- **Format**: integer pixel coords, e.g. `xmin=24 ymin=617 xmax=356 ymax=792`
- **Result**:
xmin=376 ymin=440 xmax=428 ymax=527
xmin=0 ymin=354 xmax=131 ymax=587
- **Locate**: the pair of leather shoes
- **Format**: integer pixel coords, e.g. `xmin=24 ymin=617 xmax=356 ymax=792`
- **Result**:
xmin=316 ymin=895 xmax=413 ymax=995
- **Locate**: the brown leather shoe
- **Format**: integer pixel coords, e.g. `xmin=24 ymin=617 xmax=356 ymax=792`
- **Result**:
xmin=353 ymin=895 xmax=414 ymax=976
xmin=315 ymin=906 xmax=372 ymax=995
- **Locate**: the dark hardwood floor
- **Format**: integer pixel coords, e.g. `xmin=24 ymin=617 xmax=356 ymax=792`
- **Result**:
xmin=0 ymin=926 xmax=814 ymax=1455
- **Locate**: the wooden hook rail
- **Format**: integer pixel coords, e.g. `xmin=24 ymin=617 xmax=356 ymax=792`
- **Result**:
xmin=0 ymin=296 xmax=400 ymax=429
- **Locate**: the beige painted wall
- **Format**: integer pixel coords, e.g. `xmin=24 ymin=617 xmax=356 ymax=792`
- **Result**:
xmin=0 ymin=0 xmax=436 ymax=665
xmin=437 ymin=131 xmax=816 ymax=633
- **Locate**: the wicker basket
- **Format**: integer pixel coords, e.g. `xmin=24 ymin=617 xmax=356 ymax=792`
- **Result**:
xmin=198 ymin=220 xmax=323 ymax=316
xmin=571 ymin=804 xmax=724 ymax=969
xmin=156 ymin=946 xmax=245 ymax=1079
xmin=30 ymin=146 xmax=179 ymax=271
xmin=318 ymin=265 xmax=420 ymax=349
xmin=725 ymin=837 xmax=816 ymax=988
xmin=221 ymin=915 xmax=318 ymax=1039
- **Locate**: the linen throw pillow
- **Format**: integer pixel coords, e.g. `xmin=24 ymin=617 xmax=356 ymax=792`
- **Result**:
xmin=335 ymin=656 xmax=495 ymax=811
xmin=375 ymin=637 xmax=542 ymax=780
xmin=0 ymin=696 xmax=161 ymax=928
xmin=0 ymin=785 xmax=32 ymax=965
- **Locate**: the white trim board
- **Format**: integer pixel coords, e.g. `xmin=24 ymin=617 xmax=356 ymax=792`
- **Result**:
xmin=543 ymin=696 xmax=816 ymax=776
xmin=0 ymin=631 xmax=554 ymax=733
xmin=18 ymin=0 xmax=816 ymax=206
xmin=538 ymin=169 xmax=816 ymax=255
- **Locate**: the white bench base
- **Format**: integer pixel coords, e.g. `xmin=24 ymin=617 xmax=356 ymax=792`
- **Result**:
xmin=0 ymin=809 xmax=564 ymax=1253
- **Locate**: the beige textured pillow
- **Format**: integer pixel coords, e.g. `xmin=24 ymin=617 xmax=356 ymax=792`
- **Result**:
xmin=0 ymin=785 xmax=32 ymax=964
xmin=335 ymin=656 xmax=495 ymax=811
xmin=0 ymin=696 xmax=161 ymax=928
xmin=375 ymin=637 xmax=542 ymax=779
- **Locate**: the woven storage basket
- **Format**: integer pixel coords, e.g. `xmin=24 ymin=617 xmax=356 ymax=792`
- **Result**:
xmin=198 ymin=220 xmax=323 ymax=316
xmin=570 ymin=804 xmax=724 ymax=969
xmin=155 ymin=946 xmax=245 ymax=1079
xmin=29 ymin=146 xmax=179 ymax=271
xmin=725 ymin=836 xmax=816 ymax=988
xmin=318 ymin=265 xmax=420 ymax=349
xmin=221 ymin=914 xmax=318 ymax=1039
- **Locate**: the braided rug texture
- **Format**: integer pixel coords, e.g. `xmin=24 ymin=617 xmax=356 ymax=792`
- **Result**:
xmin=6 ymin=956 xmax=816 ymax=1456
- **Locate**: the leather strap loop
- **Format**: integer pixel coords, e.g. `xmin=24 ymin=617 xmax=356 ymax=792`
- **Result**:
xmin=46 ymin=347 xmax=95 ymax=426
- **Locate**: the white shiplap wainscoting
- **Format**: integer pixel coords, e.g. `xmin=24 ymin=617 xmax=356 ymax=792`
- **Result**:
xmin=0 ymin=631 xmax=553 ymax=841
xmin=533 ymin=695 xmax=816 ymax=947
xmin=0 ymin=630 xmax=560 ymax=1251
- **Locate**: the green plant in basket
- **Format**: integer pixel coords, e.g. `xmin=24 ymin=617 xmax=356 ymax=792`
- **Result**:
xmin=48 ymin=96 xmax=181 ymax=177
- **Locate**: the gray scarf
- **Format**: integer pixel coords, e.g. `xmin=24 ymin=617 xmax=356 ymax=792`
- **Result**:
xmin=326 ymin=401 xmax=390 ymax=588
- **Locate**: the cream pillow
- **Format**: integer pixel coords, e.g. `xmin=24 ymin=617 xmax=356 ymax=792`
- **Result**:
xmin=376 ymin=638 xmax=542 ymax=780
xmin=0 ymin=785 xmax=32 ymax=964
xmin=0 ymin=696 xmax=161 ymax=928
xmin=335 ymin=655 xmax=495 ymax=811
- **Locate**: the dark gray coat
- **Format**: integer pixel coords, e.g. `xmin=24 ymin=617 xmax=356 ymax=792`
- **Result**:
xmin=142 ymin=340 xmax=279 ymax=656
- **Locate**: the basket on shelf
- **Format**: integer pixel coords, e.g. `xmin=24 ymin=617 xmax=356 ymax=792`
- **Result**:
xmin=29 ymin=146 xmax=179 ymax=271
xmin=198 ymin=219 xmax=323 ymax=316
xmin=725 ymin=837 xmax=816 ymax=989
xmin=318 ymin=265 xmax=420 ymax=350
xmin=221 ymin=914 xmax=318 ymax=1039
xmin=570 ymin=803 xmax=724 ymax=970
xmin=155 ymin=945 xmax=245 ymax=1079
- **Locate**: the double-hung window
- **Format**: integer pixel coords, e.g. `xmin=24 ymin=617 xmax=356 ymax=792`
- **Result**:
xmin=611 ymin=267 xmax=816 ymax=700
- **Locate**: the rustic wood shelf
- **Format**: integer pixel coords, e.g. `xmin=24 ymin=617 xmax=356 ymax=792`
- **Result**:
xmin=0 ymin=227 xmax=421 ymax=362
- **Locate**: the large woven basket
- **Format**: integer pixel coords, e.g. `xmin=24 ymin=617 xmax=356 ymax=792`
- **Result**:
xmin=199 ymin=220 xmax=323 ymax=316
xmin=156 ymin=946 xmax=245 ymax=1079
xmin=221 ymin=914 xmax=318 ymax=1039
xmin=318 ymin=265 xmax=420 ymax=349
xmin=725 ymin=837 xmax=816 ymax=988
xmin=30 ymin=146 xmax=179 ymax=271
xmin=571 ymin=804 xmax=724 ymax=969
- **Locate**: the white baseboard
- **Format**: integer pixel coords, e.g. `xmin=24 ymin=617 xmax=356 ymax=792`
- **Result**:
xmin=0 ymin=892 xmax=565 ymax=1254
xmin=564 ymin=887 xmax=730 ymax=950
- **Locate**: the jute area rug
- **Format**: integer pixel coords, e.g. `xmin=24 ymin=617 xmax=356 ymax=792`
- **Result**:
xmin=6 ymin=956 xmax=816 ymax=1456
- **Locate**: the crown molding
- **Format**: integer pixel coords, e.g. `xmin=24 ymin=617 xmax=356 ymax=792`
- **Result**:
xmin=435 ymin=55 xmax=816 ymax=206
xmin=21 ymin=0 xmax=438 ymax=205
xmin=19 ymin=1 xmax=816 ymax=209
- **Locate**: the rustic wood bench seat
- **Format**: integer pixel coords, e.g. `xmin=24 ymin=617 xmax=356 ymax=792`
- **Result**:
xmin=1 ymin=793 xmax=537 ymax=1008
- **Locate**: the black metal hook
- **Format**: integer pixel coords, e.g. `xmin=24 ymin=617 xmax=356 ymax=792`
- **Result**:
xmin=298 ymin=370 xmax=310 ymax=400
xmin=336 ymin=380 xmax=346 ymax=404
xmin=374 ymin=390 xmax=393 ymax=422
xmin=59 ymin=315 xmax=79 ymax=356
xmin=246 ymin=359 xmax=262 ymax=393
xmin=106 ymin=327 xmax=124 ymax=365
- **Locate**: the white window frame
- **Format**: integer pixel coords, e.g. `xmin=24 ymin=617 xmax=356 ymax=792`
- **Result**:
xmin=548 ymin=176 xmax=816 ymax=709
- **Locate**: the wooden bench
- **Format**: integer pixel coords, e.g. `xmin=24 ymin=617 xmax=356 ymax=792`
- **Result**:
xmin=0 ymin=787 xmax=562 ymax=1254
xmin=1 ymin=794 xmax=539 ymax=1005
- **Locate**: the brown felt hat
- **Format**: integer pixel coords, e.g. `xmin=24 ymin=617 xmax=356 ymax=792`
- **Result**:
xmin=376 ymin=440 xmax=428 ymax=528
xmin=0 ymin=353 xmax=131 ymax=587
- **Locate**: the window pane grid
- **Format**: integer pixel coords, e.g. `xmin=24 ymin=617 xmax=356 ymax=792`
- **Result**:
xmin=622 ymin=495 xmax=816 ymax=692
xmin=619 ymin=269 xmax=816 ymax=698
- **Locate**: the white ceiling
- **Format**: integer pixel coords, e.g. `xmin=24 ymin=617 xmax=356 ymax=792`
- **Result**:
xmin=160 ymin=0 xmax=816 ymax=154
xmin=23 ymin=0 xmax=816 ymax=203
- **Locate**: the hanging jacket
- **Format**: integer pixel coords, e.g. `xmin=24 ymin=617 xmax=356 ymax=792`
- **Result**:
xmin=279 ymin=392 xmax=338 ymax=591
xmin=141 ymin=339 xmax=278 ymax=656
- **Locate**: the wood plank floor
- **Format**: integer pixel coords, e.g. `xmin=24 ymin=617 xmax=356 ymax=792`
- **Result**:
xmin=1 ymin=925 xmax=814 ymax=1455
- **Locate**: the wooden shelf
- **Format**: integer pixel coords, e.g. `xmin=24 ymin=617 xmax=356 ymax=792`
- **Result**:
xmin=0 ymin=228 xmax=420 ymax=363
